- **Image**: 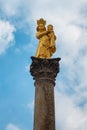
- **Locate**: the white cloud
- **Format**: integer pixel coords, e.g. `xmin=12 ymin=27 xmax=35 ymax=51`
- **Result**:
xmin=55 ymin=91 xmax=87 ymax=130
xmin=55 ymin=29 xmax=87 ymax=130
xmin=0 ymin=0 xmax=21 ymax=16
xmin=0 ymin=20 xmax=16 ymax=54
xmin=6 ymin=124 xmax=20 ymax=130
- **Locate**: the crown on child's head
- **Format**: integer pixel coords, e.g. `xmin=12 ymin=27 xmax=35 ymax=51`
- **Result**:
xmin=37 ymin=18 xmax=46 ymax=25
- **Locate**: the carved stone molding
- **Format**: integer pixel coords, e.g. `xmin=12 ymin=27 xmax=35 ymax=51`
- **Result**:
xmin=30 ymin=56 xmax=61 ymax=83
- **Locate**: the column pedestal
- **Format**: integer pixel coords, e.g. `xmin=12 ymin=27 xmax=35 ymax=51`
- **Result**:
xmin=30 ymin=56 xmax=61 ymax=130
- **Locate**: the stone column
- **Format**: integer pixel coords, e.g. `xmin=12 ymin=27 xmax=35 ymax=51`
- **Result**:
xmin=30 ymin=56 xmax=61 ymax=130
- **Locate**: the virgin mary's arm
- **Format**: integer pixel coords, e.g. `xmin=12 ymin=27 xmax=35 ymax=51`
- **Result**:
xmin=36 ymin=31 xmax=49 ymax=39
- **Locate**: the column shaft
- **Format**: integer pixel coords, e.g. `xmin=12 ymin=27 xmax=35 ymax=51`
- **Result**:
xmin=34 ymin=79 xmax=55 ymax=130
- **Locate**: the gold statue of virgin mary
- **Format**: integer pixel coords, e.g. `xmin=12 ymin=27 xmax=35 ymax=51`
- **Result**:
xmin=35 ymin=18 xmax=56 ymax=58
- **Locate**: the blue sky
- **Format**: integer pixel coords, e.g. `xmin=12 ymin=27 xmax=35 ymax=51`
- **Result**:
xmin=0 ymin=0 xmax=87 ymax=130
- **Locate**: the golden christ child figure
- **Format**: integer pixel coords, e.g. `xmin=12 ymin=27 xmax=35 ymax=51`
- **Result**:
xmin=47 ymin=24 xmax=56 ymax=57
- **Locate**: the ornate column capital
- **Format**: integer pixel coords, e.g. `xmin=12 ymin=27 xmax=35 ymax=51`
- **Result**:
xmin=30 ymin=56 xmax=61 ymax=83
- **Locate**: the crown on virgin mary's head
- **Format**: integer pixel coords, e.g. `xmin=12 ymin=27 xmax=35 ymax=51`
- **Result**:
xmin=37 ymin=18 xmax=46 ymax=25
